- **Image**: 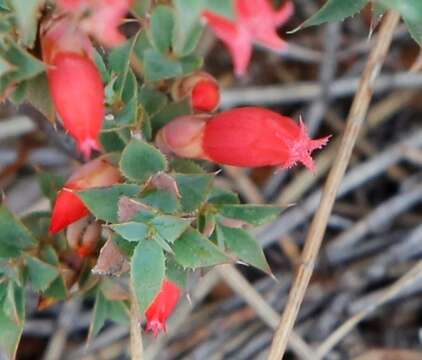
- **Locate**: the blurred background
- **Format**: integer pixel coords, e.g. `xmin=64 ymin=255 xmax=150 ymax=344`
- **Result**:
xmin=1 ymin=1 xmax=422 ymax=359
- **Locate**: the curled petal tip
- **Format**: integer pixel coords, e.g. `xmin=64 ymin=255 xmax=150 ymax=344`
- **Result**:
xmin=309 ymin=135 xmax=331 ymax=151
xmin=300 ymin=152 xmax=316 ymax=173
xmin=274 ymin=1 xmax=295 ymax=26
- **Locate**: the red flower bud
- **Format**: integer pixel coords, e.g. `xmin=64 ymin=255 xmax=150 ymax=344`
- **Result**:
xmin=145 ymin=279 xmax=181 ymax=336
xmin=172 ymin=72 xmax=220 ymax=113
xmin=156 ymin=107 xmax=330 ymax=171
xmin=42 ymin=18 xmax=105 ymax=158
xmin=49 ymin=156 xmax=122 ymax=233
xmin=155 ymin=114 xmax=209 ymax=159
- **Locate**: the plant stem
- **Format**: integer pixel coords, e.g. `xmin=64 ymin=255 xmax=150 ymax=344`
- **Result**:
xmin=267 ymin=10 xmax=401 ymax=360
xmin=130 ymin=297 xmax=144 ymax=360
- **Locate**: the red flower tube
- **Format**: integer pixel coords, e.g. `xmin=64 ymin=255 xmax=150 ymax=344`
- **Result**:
xmin=42 ymin=18 xmax=105 ymax=158
xmin=57 ymin=0 xmax=132 ymax=47
xmin=156 ymin=107 xmax=330 ymax=171
xmin=145 ymin=279 xmax=181 ymax=336
xmin=49 ymin=156 xmax=122 ymax=233
xmin=203 ymin=0 xmax=293 ymax=76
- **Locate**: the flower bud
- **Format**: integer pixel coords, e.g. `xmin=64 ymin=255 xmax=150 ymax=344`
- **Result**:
xmin=156 ymin=107 xmax=330 ymax=171
xmin=66 ymin=216 xmax=102 ymax=257
xmin=172 ymin=72 xmax=220 ymax=112
xmin=49 ymin=156 xmax=122 ymax=233
xmin=145 ymin=279 xmax=181 ymax=336
xmin=155 ymin=115 xmax=209 ymax=159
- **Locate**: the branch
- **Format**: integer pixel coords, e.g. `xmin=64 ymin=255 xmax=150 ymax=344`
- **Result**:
xmin=130 ymin=296 xmax=144 ymax=360
xmin=267 ymin=10 xmax=401 ymax=360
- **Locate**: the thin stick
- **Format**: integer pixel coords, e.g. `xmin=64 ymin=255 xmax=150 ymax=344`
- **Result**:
xmin=217 ymin=265 xmax=314 ymax=360
xmin=130 ymin=297 xmax=144 ymax=360
xmin=267 ymin=11 xmax=401 ymax=360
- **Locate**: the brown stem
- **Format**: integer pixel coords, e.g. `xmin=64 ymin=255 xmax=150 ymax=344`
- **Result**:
xmin=267 ymin=10 xmax=401 ymax=360
xmin=130 ymin=296 xmax=144 ymax=360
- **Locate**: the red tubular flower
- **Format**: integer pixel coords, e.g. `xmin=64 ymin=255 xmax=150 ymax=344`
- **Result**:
xmin=49 ymin=156 xmax=122 ymax=233
xmin=42 ymin=18 xmax=105 ymax=158
xmin=156 ymin=107 xmax=330 ymax=171
xmin=203 ymin=0 xmax=293 ymax=76
xmin=172 ymin=72 xmax=220 ymax=113
xmin=48 ymin=53 xmax=104 ymax=157
xmin=145 ymin=279 xmax=181 ymax=336
xmin=41 ymin=18 xmax=105 ymax=158
xmin=57 ymin=0 xmax=131 ymax=47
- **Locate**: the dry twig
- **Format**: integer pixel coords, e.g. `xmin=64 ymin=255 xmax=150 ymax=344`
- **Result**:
xmin=267 ymin=11 xmax=401 ymax=359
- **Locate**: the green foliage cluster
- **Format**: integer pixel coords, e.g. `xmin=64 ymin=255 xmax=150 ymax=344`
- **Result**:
xmin=0 ymin=0 xmax=420 ymax=358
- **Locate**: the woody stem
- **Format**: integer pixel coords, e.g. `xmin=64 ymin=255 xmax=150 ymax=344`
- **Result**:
xmin=130 ymin=294 xmax=144 ymax=360
xmin=267 ymin=10 xmax=401 ymax=360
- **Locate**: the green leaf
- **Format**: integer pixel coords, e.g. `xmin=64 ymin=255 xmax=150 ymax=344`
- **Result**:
xmin=140 ymin=189 xmax=180 ymax=214
xmin=0 ymin=206 xmax=36 ymax=258
xmin=131 ymin=240 xmax=165 ymax=312
xmin=138 ymin=85 xmax=168 ymax=116
xmin=113 ymin=234 xmax=137 ymax=257
xmin=108 ymin=35 xmax=139 ymax=98
xmin=40 ymin=245 xmax=60 ymax=266
xmin=172 ymin=228 xmax=229 ymax=268
xmin=0 ymin=283 xmax=24 ymax=359
xmin=0 ymin=41 xmax=45 ymax=82
xmin=216 ymin=225 xmax=270 ymax=274
xmin=133 ymin=30 xmax=152 ymax=61
xmin=25 ymin=73 xmax=55 ymax=122
xmin=89 ymin=290 xmax=128 ymax=339
xmin=217 ymin=204 xmax=282 ymax=226
xmin=38 ymin=171 xmax=65 ymax=204
xmin=9 ymin=0 xmax=44 ymax=46
xmin=79 ymin=184 xmax=140 ymax=223
xmin=153 ymin=233 xmax=174 ymax=253
xmin=379 ymin=0 xmax=422 ymax=46
xmin=179 ymin=54 xmax=203 ymax=74
xmin=110 ymin=222 xmax=149 ymax=242
xmin=143 ymin=49 xmax=202 ymax=81
xmin=149 ymin=5 xmax=174 ymax=53
xmin=166 ymin=258 xmax=188 ymax=289
xmin=132 ymin=0 xmax=151 ymax=17
xmin=42 ymin=276 xmax=67 ymax=301
xmin=114 ymin=84 xmax=138 ymax=126
xmin=208 ymin=188 xmax=240 ymax=205
xmin=151 ymin=215 xmax=190 ymax=243
xmin=175 ymin=174 xmax=214 ymax=212
xmin=173 ymin=0 xmax=204 ymax=56
xmin=21 ymin=211 xmax=51 ymax=242
xmin=0 ymin=55 xmax=13 ymax=77
xmin=26 ymin=256 xmax=59 ymax=292
xmin=93 ymin=48 xmax=109 ymax=83
xmin=120 ymin=139 xmax=167 ymax=183
xmin=296 ymin=0 xmax=369 ymax=30
xmin=143 ymin=48 xmax=183 ymax=81
xmin=171 ymin=158 xmax=205 ymax=174
xmin=150 ymin=100 xmax=190 ymax=134
xmin=100 ymin=124 xmax=128 ymax=153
